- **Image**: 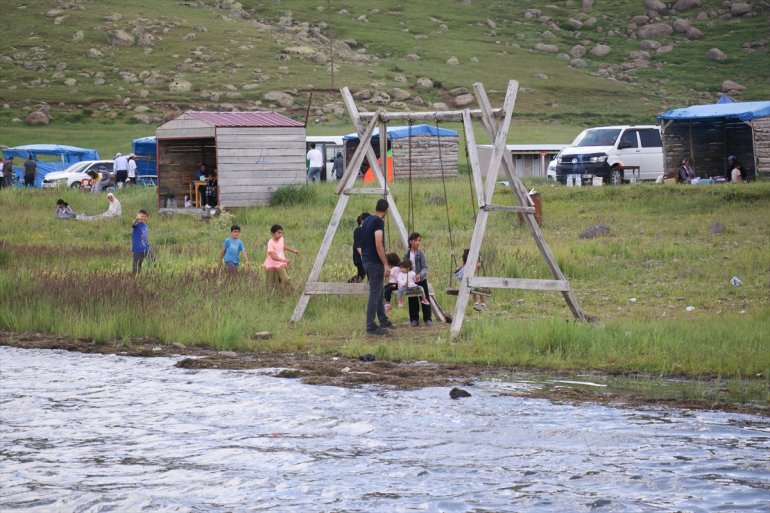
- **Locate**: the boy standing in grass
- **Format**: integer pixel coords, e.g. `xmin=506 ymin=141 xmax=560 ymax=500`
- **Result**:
xmin=220 ymin=224 xmax=249 ymax=271
xmin=262 ymin=224 xmax=299 ymax=292
xmin=131 ymin=209 xmax=151 ymax=274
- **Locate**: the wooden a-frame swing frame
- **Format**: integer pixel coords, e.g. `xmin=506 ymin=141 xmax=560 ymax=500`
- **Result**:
xmin=291 ymin=80 xmax=585 ymax=337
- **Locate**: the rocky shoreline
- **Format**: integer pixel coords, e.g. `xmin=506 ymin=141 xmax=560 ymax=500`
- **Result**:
xmin=1 ymin=330 xmax=766 ymax=417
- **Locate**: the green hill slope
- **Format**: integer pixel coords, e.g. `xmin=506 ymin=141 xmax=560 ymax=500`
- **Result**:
xmin=1 ymin=0 xmax=768 ymax=137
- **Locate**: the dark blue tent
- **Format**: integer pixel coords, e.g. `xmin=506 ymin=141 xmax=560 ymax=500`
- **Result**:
xmin=2 ymin=144 xmax=99 ymax=187
xmin=132 ymin=136 xmax=157 ymax=177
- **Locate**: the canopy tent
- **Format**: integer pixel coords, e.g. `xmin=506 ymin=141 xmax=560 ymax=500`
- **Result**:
xmin=132 ymin=136 xmax=157 ymax=177
xmin=658 ymin=101 xmax=770 ymax=122
xmin=343 ymin=124 xmax=459 ymax=141
xmin=2 ymin=144 xmax=100 ymax=187
xmin=657 ymin=100 xmax=770 ymax=179
xmin=716 ymin=94 xmax=735 ymax=104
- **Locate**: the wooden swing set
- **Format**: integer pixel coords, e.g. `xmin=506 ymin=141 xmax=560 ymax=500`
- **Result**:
xmin=291 ymin=80 xmax=585 ymax=338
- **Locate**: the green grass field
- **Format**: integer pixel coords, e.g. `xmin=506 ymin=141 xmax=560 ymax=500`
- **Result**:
xmin=1 ymin=180 xmax=768 ymax=399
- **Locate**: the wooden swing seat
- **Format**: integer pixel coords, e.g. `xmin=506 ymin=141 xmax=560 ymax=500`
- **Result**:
xmin=445 ymin=287 xmax=492 ymax=297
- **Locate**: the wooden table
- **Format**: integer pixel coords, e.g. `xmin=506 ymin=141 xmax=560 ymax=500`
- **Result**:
xmin=189 ymin=180 xmax=207 ymax=207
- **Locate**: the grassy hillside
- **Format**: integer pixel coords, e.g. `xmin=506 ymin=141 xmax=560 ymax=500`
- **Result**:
xmin=1 ymin=0 xmax=768 ymax=150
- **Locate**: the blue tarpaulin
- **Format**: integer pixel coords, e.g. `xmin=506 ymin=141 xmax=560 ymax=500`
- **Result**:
xmin=658 ymin=101 xmax=770 ymax=122
xmin=343 ymin=124 xmax=458 ymax=141
xmin=132 ymin=136 xmax=157 ymax=176
xmin=2 ymin=144 xmax=99 ymax=187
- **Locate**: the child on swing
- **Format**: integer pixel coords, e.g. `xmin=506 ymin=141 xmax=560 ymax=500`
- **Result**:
xmin=397 ymin=259 xmax=430 ymax=307
xmin=383 ymin=252 xmax=401 ymax=312
xmin=455 ymin=248 xmax=487 ymax=311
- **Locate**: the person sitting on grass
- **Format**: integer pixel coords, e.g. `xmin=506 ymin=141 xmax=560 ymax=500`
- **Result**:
xmin=397 ymin=259 xmax=430 ymax=308
xmin=220 ymin=224 xmax=249 ymax=272
xmin=76 ymin=192 xmax=122 ymax=221
xmin=55 ymin=199 xmax=75 ymax=220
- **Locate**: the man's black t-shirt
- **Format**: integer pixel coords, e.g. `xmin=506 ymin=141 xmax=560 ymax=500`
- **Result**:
xmin=360 ymin=214 xmax=384 ymax=265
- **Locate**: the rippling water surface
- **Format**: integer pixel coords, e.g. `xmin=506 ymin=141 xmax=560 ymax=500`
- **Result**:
xmin=1 ymin=347 xmax=768 ymax=512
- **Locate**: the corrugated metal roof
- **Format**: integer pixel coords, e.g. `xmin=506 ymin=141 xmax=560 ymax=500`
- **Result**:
xmin=186 ymin=111 xmax=304 ymax=127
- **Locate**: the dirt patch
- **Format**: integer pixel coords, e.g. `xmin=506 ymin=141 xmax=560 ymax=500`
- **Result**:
xmin=1 ymin=331 xmax=766 ymax=417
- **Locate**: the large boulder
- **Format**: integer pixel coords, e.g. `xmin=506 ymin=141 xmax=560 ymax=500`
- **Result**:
xmin=390 ymin=88 xmax=411 ymax=101
xmin=707 ymin=48 xmax=728 ymax=62
xmin=534 ymin=42 xmax=559 ymax=54
xmin=672 ymin=0 xmax=700 ymax=11
xmin=730 ymin=2 xmax=752 ymax=16
xmin=722 ymin=80 xmax=745 ymax=92
xmin=453 ymin=93 xmax=475 ymax=107
xmin=590 ymin=44 xmax=611 ymax=57
xmin=26 ymin=110 xmax=50 ymax=126
xmin=169 ymin=79 xmax=193 ymax=93
xmin=569 ymin=44 xmax=587 ymax=58
xmin=672 ymin=18 xmax=693 ymax=33
xmin=638 ymin=23 xmax=673 ymax=39
xmin=107 ymin=29 xmax=135 ymax=47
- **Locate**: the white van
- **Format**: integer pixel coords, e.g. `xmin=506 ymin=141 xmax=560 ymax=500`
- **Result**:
xmin=555 ymin=125 xmax=663 ymax=185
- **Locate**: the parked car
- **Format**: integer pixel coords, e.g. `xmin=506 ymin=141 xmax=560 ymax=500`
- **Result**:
xmin=555 ymin=125 xmax=663 ymax=185
xmin=547 ymin=156 xmax=557 ymax=181
xmin=42 ymin=160 xmax=114 ymax=188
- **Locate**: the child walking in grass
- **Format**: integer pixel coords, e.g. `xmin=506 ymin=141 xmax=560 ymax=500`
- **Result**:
xmin=220 ymin=224 xmax=249 ymax=271
xmin=383 ymin=252 xmax=401 ymax=312
xmin=262 ymin=224 xmax=299 ymax=292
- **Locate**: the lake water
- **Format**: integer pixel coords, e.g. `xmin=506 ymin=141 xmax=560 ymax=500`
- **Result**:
xmin=1 ymin=347 xmax=768 ymax=512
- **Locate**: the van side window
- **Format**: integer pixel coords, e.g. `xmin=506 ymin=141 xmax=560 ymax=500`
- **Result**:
xmin=619 ymin=130 xmax=638 ymax=149
xmin=639 ymin=129 xmax=662 ymax=148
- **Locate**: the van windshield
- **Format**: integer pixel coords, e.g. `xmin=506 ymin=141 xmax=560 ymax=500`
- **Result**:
xmin=572 ymin=128 xmax=622 ymax=147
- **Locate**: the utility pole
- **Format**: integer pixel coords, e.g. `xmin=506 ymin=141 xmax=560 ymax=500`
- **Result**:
xmin=328 ymin=0 xmax=334 ymax=87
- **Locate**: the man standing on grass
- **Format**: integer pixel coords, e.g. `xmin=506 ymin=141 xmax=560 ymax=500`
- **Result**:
xmin=23 ymin=154 xmax=37 ymax=188
xmin=2 ymin=156 xmax=13 ymax=187
xmin=114 ymin=152 xmax=129 ymax=188
xmin=360 ymin=198 xmax=394 ymax=335
xmin=306 ymin=143 xmax=324 ymax=183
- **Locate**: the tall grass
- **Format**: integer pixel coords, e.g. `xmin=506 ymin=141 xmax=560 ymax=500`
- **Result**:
xmin=1 ymin=181 xmax=769 ymax=385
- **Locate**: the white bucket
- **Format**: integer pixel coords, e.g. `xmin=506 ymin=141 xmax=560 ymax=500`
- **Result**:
xmin=592 ymin=176 xmax=603 ymax=186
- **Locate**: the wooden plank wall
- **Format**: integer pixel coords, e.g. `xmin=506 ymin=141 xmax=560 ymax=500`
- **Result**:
xmin=391 ymin=136 xmax=458 ymax=179
xmin=663 ymin=119 xmax=740 ymax=178
xmin=216 ymin=126 xmax=306 ymax=207
xmin=753 ymin=117 xmax=770 ymax=176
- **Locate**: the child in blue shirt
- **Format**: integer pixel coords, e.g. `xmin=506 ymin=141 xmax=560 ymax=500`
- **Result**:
xmin=131 ymin=209 xmax=151 ymax=274
xmin=220 ymin=224 xmax=249 ymax=271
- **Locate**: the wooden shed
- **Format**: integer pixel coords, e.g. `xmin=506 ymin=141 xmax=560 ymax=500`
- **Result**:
xmin=155 ymin=111 xmax=306 ymax=208
xmin=343 ymin=124 xmax=458 ymax=179
xmin=658 ymin=100 xmax=770 ymax=180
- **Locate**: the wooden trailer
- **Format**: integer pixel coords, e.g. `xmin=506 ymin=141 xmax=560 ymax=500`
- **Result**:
xmin=155 ymin=111 xmax=306 ymax=208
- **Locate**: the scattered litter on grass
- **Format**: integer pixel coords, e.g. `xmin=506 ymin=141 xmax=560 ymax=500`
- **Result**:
xmin=628 ymin=297 xmax=637 ymax=303
xmin=685 ymin=306 xmax=695 ymax=312
xmin=730 ymin=276 xmax=742 ymax=287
